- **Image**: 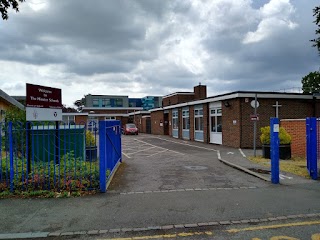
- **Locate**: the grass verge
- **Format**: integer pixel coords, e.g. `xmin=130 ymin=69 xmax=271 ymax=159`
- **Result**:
xmin=248 ymin=156 xmax=310 ymax=179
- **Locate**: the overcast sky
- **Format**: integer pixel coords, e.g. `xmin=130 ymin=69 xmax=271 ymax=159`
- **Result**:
xmin=0 ymin=0 xmax=319 ymax=106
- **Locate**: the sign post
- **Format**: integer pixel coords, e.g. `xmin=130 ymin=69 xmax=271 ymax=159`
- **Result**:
xmin=270 ymin=117 xmax=280 ymax=184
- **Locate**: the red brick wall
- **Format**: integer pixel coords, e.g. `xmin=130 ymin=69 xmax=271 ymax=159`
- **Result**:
xmin=239 ymin=98 xmax=314 ymax=148
xmin=222 ymin=99 xmax=241 ymax=148
xmin=75 ymin=115 xmax=88 ymax=124
xmin=281 ymin=119 xmax=306 ymax=158
xmin=168 ymin=110 xmax=173 ymax=136
xmin=162 ymin=94 xmax=194 ymax=107
xmin=203 ymin=103 xmax=209 ymax=143
xmin=194 ymin=85 xmax=207 ymax=100
xmin=151 ymin=110 xmax=164 ymax=135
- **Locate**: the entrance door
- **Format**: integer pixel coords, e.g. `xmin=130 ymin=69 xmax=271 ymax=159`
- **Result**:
xmin=210 ymin=103 xmax=222 ymax=144
xmin=164 ymin=113 xmax=169 ymax=135
xmin=146 ymin=117 xmax=151 ymax=134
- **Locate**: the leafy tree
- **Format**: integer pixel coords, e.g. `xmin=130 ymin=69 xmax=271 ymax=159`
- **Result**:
xmin=4 ymin=106 xmax=26 ymax=123
xmin=311 ymin=6 xmax=320 ymax=55
xmin=301 ymin=71 xmax=320 ymax=93
xmin=0 ymin=0 xmax=25 ymax=20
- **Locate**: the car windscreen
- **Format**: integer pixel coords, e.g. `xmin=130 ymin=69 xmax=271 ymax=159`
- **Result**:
xmin=126 ymin=124 xmax=136 ymax=128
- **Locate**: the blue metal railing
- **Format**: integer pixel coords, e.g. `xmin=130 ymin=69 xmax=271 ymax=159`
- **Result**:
xmin=306 ymin=117 xmax=318 ymax=180
xmin=0 ymin=121 xmax=99 ymax=192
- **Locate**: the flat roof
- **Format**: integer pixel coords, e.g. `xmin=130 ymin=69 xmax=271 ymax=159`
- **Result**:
xmin=162 ymin=92 xmax=194 ymax=99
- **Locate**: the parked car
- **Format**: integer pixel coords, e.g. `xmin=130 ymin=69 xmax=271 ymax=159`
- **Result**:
xmin=123 ymin=123 xmax=139 ymax=135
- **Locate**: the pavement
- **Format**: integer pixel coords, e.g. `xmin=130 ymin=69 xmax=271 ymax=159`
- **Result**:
xmin=0 ymin=133 xmax=319 ymax=239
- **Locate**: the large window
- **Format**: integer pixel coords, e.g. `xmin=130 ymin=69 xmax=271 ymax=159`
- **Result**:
xmin=92 ymin=99 xmax=99 ymax=107
xmin=182 ymin=109 xmax=189 ymax=130
xmin=194 ymin=108 xmax=203 ymax=131
xmin=115 ymin=98 xmax=123 ymax=107
xmin=172 ymin=110 xmax=178 ymax=129
xmin=102 ymin=98 xmax=111 ymax=107
xmin=211 ymin=108 xmax=222 ymax=132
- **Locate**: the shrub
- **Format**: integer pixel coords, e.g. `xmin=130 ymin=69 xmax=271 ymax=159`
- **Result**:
xmin=260 ymin=126 xmax=292 ymax=145
xmin=86 ymin=131 xmax=96 ymax=147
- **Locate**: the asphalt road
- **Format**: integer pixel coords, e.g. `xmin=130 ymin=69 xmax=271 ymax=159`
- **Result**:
xmin=0 ymin=134 xmax=320 ymax=239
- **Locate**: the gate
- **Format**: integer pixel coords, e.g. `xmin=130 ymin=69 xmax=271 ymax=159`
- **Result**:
xmin=99 ymin=120 xmax=122 ymax=192
xmin=306 ymin=117 xmax=319 ymax=180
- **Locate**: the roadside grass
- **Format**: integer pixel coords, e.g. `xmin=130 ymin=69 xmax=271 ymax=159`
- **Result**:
xmin=248 ymin=156 xmax=310 ymax=179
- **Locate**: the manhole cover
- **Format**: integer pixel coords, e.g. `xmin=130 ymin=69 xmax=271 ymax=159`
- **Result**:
xmin=184 ymin=166 xmax=208 ymax=170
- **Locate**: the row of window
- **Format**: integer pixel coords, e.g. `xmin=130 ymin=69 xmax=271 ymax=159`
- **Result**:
xmin=92 ymin=98 xmax=123 ymax=107
xmin=172 ymin=108 xmax=222 ymax=133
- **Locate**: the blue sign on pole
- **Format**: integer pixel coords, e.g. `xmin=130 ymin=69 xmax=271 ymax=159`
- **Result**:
xmin=270 ymin=118 xmax=280 ymax=184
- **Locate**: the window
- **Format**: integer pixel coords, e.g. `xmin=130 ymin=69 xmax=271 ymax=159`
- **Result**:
xmin=62 ymin=115 xmax=75 ymax=125
xmin=105 ymin=116 xmax=116 ymax=120
xmin=172 ymin=110 xmax=178 ymax=129
xmin=115 ymin=98 xmax=123 ymax=107
xmin=194 ymin=107 xmax=203 ymax=131
xmin=182 ymin=109 xmax=189 ymax=130
xmin=102 ymin=99 xmax=111 ymax=107
xmin=92 ymin=99 xmax=99 ymax=107
xmin=211 ymin=107 xmax=222 ymax=133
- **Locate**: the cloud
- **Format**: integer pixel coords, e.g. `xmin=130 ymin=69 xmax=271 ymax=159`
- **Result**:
xmin=0 ymin=0 xmax=319 ymax=107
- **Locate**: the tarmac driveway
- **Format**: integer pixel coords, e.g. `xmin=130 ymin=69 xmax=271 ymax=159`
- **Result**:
xmin=109 ymin=134 xmax=269 ymax=193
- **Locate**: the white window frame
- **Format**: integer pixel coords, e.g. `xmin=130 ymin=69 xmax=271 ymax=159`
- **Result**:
xmin=172 ymin=109 xmax=178 ymax=130
xmin=182 ymin=109 xmax=189 ymax=130
xmin=194 ymin=107 xmax=203 ymax=131
xmin=105 ymin=116 xmax=116 ymax=120
xmin=63 ymin=115 xmax=75 ymax=125
xmin=210 ymin=108 xmax=222 ymax=133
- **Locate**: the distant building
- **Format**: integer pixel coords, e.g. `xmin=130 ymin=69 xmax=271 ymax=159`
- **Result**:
xmin=129 ymin=98 xmax=142 ymax=108
xmin=141 ymin=96 xmax=162 ymax=110
xmin=0 ymin=90 xmax=25 ymax=122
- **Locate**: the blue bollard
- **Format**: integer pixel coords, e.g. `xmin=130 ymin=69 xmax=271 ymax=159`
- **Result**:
xmin=270 ymin=118 xmax=280 ymax=184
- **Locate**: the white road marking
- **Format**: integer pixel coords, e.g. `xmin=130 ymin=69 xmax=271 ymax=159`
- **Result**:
xmin=128 ymin=146 xmax=157 ymax=155
xmin=217 ymin=151 xmax=221 ymax=160
xmin=227 ymin=152 xmax=234 ymax=155
xmin=147 ymin=149 xmax=169 ymax=157
xmin=134 ymin=138 xmax=184 ymax=155
xmin=239 ymin=148 xmax=246 ymax=158
xmin=279 ymin=174 xmax=293 ymax=180
xmin=149 ymin=136 xmax=218 ymax=152
xmin=122 ymin=152 xmax=131 ymax=158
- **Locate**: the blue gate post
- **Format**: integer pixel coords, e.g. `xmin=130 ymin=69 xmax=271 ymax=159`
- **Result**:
xmin=270 ymin=118 xmax=280 ymax=184
xmin=306 ymin=117 xmax=318 ymax=180
xmin=8 ymin=122 xmax=14 ymax=192
xmin=99 ymin=121 xmax=107 ymax=193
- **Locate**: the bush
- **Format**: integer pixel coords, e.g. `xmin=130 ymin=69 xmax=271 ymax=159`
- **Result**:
xmin=86 ymin=131 xmax=96 ymax=147
xmin=260 ymin=126 xmax=291 ymax=145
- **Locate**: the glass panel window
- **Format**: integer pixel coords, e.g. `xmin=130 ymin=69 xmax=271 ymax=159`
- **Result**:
xmin=102 ymin=99 xmax=111 ymax=107
xmin=172 ymin=110 xmax=178 ymax=129
xmin=92 ymin=99 xmax=99 ymax=107
xmin=210 ymin=107 xmax=222 ymax=133
xmin=194 ymin=107 xmax=203 ymax=131
xmin=115 ymin=98 xmax=123 ymax=107
xmin=182 ymin=109 xmax=189 ymax=130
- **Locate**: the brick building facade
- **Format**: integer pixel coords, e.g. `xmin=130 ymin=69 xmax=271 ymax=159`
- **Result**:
xmin=150 ymin=87 xmax=320 ymax=149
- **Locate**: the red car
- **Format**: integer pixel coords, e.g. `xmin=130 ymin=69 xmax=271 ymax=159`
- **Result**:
xmin=123 ymin=123 xmax=139 ymax=135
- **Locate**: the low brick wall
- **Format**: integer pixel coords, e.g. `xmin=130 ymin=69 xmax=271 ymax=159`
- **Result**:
xmin=281 ymin=119 xmax=306 ymax=158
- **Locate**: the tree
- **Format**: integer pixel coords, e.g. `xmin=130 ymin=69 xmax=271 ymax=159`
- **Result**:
xmin=301 ymin=71 xmax=320 ymax=94
xmin=0 ymin=0 xmax=25 ymax=20
xmin=311 ymin=6 xmax=320 ymax=55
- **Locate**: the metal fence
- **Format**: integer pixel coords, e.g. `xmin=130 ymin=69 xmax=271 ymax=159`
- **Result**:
xmin=0 ymin=121 xmax=99 ymax=192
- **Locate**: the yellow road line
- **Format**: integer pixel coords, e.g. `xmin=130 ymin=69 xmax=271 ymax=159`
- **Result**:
xmin=98 ymin=230 xmax=213 ymax=240
xmin=227 ymin=220 xmax=320 ymax=233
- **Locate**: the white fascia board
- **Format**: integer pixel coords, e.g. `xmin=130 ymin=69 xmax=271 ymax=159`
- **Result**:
xmin=149 ymin=107 xmax=164 ymax=112
xmin=62 ymin=113 xmax=88 ymax=116
xmin=89 ymin=113 xmax=129 ymax=117
xmin=142 ymin=115 xmax=151 ymax=118
xmin=162 ymin=92 xmax=194 ymax=99
xmin=82 ymin=107 xmax=143 ymax=111
xmin=128 ymin=110 xmax=150 ymax=116
xmin=235 ymin=93 xmax=312 ymax=100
